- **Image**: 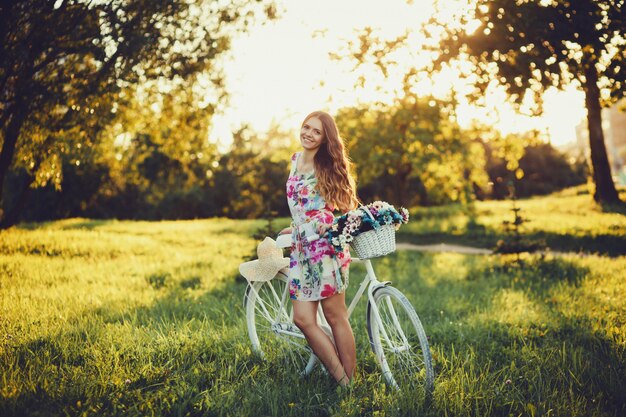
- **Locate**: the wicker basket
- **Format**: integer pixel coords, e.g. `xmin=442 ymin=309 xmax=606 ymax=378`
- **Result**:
xmin=351 ymin=224 xmax=397 ymax=259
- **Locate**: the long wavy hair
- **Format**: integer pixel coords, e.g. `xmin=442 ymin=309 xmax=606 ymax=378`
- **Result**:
xmin=303 ymin=111 xmax=359 ymax=212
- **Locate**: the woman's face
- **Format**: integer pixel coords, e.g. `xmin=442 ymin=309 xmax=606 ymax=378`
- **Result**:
xmin=300 ymin=117 xmax=325 ymax=151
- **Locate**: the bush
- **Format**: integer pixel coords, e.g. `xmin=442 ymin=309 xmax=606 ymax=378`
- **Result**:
xmin=486 ymin=142 xmax=587 ymax=199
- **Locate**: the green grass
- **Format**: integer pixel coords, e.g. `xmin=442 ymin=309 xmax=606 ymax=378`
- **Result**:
xmin=1 ymin=191 xmax=625 ymax=416
xmin=397 ymin=185 xmax=626 ymax=256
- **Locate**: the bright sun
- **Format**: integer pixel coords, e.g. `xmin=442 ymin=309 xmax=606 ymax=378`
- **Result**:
xmin=209 ymin=0 xmax=586 ymax=150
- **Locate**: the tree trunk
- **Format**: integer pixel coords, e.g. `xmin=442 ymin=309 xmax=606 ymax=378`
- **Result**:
xmin=0 ymin=173 xmax=35 ymax=229
xmin=0 ymin=106 xmax=28 ymax=211
xmin=395 ymin=163 xmax=412 ymax=207
xmin=583 ymin=65 xmax=620 ymax=204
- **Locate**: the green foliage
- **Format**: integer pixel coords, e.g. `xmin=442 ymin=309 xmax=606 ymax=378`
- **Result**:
xmin=481 ymin=135 xmax=588 ymax=199
xmin=336 ymin=94 xmax=489 ymax=206
xmin=430 ymin=0 xmax=625 ymax=108
xmin=211 ymin=126 xmax=292 ymax=219
xmin=0 ymin=217 xmax=625 ymax=416
xmin=0 ymin=0 xmax=277 ymax=227
xmin=6 ymin=121 xmax=293 ymax=221
xmin=427 ymin=0 xmax=623 ymax=203
xmin=494 ymin=182 xmax=547 ymax=260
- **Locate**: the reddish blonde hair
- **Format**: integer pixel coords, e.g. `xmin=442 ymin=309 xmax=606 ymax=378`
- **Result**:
xmin=303 ymin=111 xmax=359 ymax=212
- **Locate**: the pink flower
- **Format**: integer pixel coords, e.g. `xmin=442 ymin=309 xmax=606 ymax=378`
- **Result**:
xmin=321 ymin=284 xmax=336 ymax=298
xmin=310 ymin=252 xmax=325 ymax=264
xmin=321 ymin=211 xmax=334 ymax=224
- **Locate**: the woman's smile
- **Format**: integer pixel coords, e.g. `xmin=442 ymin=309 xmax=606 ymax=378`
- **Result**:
xmin=300 ymin=117 xmax=324 ymax=149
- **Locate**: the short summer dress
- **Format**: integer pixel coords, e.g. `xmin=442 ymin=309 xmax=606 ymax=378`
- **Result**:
xmin=286 ymin=152 xmax=351 ymax=301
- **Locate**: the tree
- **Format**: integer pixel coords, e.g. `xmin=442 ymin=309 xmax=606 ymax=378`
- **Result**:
xmin=336 ymin=93 xmax=488 ymax=206
xmin=0 ymin=0 xmax=276 ymax=228
xmin=212 ymin=126 xmax=290 ymax=219
xmin=427 ymin=0 xmax=624 ymax=204
xmin=92 ymin=80 xmax=222 ymax=219
xmin=484 ymin=139 xmax=588 ymax=199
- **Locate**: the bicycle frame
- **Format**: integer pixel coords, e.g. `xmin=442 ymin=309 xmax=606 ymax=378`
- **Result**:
xmin=245 ymin=247 xmax=410 ymax=356
xmin=245 ymin=234 xmax=433 ymax=388
xmin=350 ymin=258 xmax=407 ymax=353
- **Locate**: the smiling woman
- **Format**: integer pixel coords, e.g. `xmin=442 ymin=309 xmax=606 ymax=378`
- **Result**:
xmin=277 ymin=110 xmax=359 ymax=387
xmin=299 ymin=118 xmax=325 ymax=155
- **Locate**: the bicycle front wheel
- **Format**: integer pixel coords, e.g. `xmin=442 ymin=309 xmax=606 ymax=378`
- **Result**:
xmin=367 ymin=285 xmax=434 ymax=394
xmin=245 ymin=270 xmax=316 ymax=375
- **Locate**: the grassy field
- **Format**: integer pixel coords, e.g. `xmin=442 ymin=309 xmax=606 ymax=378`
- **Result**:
xmin=1 ymin=189 xmax=625 ymax=416
xmin=398 ymin=185 xmax=626 ymax=256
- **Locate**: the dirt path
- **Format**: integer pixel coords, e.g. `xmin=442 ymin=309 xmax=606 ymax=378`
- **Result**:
xmin=396 ymin=242 xmax=493 ymax=255
xmin=396 ymin=242 xmax=605 ymax=257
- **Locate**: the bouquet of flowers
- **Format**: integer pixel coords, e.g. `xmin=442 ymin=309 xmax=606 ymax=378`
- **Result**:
xmin=324 ymin=201 xmax=410 ymax=254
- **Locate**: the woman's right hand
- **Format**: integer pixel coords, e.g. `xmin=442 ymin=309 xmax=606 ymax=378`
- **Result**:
xmin=278 ymin=227 xmax=292 ymax=236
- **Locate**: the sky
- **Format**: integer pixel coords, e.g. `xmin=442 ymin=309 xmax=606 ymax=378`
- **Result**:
xmin=208 ymin=0 xmax=587 ymax=151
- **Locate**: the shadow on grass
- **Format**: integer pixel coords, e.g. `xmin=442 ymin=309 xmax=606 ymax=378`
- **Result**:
xmin=362 ymin=250 xmax=624 ymax=415
xmin=3 ymin=271 xmax=254 ymax=416
xmin=421 ymin=255 xmax=625 ymax=415
xmin=4 ymin=250 xmax=625 ymax=416
xmin=4 ymin=263 xmax=361 ymax=416
xmin=599 ymin=199 xmax=626 ymax=215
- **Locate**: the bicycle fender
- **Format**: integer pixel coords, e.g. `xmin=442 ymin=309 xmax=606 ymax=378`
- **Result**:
xmin=372 ymin=281 xmax=393 ymax=290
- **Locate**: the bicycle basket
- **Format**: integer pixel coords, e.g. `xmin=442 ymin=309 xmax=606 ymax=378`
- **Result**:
xmin=351 ymin=224 xmax=396 ymax=259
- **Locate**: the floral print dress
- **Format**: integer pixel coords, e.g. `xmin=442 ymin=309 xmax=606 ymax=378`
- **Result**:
xmin=286 ymin=152 xmax=351 ymax=301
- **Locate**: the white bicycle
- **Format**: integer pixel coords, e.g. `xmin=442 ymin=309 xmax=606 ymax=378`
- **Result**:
xmin=244 ymin=234 xmax=434 ymax=394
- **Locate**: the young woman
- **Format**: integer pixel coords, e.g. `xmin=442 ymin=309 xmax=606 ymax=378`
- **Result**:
xmin=278 ymin=111 xmax=359 ymax=387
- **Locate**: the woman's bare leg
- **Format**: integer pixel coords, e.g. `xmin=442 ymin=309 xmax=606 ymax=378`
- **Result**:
xmin=321 ymin=291 xmax=356 ymax=381
xmin=292 ymin=299 xmax=349 ymax=385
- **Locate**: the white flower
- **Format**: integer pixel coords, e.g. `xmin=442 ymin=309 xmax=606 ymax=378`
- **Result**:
xmin=400 ymin=207 xmax=409 ymax=223
xmin=371 ymin=200 xmax=391 ymax=211
xmin=347 ymin=213 xmax=362 ymax=226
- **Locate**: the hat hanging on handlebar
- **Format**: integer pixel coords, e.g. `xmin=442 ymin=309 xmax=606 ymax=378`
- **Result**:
xmin=239 ymin=237 xmax=290 ymax=282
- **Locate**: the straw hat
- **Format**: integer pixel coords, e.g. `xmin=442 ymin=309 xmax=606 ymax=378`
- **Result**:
xmin=239 ymin=237 xmax=290 ymax=282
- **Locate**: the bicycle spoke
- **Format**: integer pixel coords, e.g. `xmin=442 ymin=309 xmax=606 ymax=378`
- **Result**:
xmin=247 ymin=279 xmax=313 ymax=375
xmin=369 ymin=286 xmax=434 ymax=394
xmin=380 ymin=303 xmax=419 ymax=377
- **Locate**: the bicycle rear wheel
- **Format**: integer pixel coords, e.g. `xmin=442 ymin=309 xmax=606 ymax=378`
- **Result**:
xmin=245 ymin=270 xmax=316 ymax=375
xmin=367 ymin=285 xmax=434 ymax=394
